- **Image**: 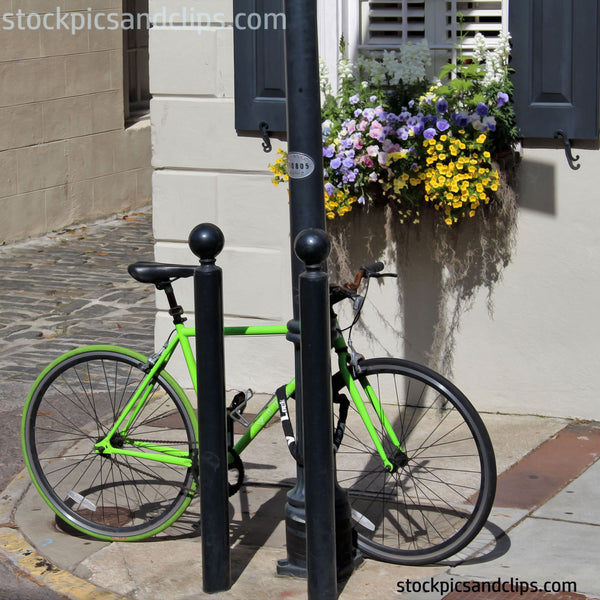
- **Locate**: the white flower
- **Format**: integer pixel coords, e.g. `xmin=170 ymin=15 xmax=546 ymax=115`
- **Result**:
xmin=338 ymin=57 xmax=355 ymax=81
xmin=473 ymin=33 xmax=488 ymax=63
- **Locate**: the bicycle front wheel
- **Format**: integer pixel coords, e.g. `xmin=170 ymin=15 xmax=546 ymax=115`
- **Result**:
xmin=22 ymin=347 xmax=198 ymax=541
xmin=333 ymin=358 xmax=496 ymax=565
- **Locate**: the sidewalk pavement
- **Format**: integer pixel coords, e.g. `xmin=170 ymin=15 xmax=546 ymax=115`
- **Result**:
xmin=1 ymin=208 xmax=599 ymax=600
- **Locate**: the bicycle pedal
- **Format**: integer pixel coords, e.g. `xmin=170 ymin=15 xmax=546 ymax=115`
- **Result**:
xmin=229 ymin=389 xmax=253 ymax=427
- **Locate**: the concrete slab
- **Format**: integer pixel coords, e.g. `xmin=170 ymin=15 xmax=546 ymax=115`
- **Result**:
xmin=449 ymin=517 xmax=600 ymax=598
xmin=12 ymin=410 xmax=597 ymax=600
xmin=533 ymin=460 xmax=600 ymax=525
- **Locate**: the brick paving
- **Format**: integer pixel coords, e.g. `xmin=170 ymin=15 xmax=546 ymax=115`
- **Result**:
xmin=0 ymin=207 xmax=156 ymax=384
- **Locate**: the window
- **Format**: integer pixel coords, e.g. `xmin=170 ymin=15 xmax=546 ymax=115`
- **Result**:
xmin=123 ymin=0 xmax=150 ymax=122
xmin=360 ymin=0 xmax=507 ymax=68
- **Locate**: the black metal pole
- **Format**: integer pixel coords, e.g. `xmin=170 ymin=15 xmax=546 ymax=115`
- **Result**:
xmin=296 ymin=229 xmax=336 ymax=599
xmin=277 ymin=0 xmax=327 ymax=579
xmin=188 ymin=223 xmax=231 ymax=594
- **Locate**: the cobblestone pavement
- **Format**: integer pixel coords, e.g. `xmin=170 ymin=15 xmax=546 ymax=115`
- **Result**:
xmin=0 ymin=207 xmax=156 ymax=596
xmin=0 ymin=207 xmax=156 ymax=385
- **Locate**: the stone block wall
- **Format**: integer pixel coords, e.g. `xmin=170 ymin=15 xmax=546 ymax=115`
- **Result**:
xmin=0 ymin=0 xmax=151 ymax=243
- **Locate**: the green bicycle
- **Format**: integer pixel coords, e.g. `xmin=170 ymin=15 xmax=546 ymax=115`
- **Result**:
xmin=21 ymin=260 xmax=496 ymax=566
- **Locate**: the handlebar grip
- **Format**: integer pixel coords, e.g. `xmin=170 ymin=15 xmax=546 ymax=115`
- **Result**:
xmin=362 ymin=262 xmax=384 ymax=274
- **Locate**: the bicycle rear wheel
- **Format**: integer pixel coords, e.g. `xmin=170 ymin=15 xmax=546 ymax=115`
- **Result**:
xmin=333 ymin=358 xmax=496 ymax=565
xmin=22 ymin=347 xmax=197 ymax=541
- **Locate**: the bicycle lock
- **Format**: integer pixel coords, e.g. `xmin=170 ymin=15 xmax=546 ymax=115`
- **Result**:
xmin=188 ymin=223 xmax=231 ymax=593
xmin=277 ymin=1 xmax=357 ymax=596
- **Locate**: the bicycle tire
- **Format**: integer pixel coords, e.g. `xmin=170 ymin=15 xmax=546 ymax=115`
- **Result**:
xmin=333 ymin=358 xmax=496 ymax=565
xmin=22 ymin=346 xmax=198 ymax=541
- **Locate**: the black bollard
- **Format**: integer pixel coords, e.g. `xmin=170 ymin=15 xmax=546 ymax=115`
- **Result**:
xmin=188 ymin=223 xmax=231 ymax=594
xmin=295 ymin=229 xmax=336 ymax=599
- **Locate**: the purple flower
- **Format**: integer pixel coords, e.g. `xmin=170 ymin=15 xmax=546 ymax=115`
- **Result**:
xmin=452 ymin=112 xmax=470 ymax=128
xmin=497 ymin=92 xmax=509 ymax=107
xmin=343 ymin=157 xmax=355 ymax=169
xmin=354 ymin=108 xmax=363 ymax=117
xmin=323 ymin=145 xmax=335 ymax=158
xmin=397 ymin=127 xmax=409 ymax=141
xmin=483 ymin=116 xmax=497 ymax=131
xmin=436 ymin=98 xmax=449 ymax=114
xmin=476 ymin=102 xmax=489 ymax=117
xmin=424 ymin=128 xmax=437 ymax=139
xmin=358 ymin=196 xmax=366 ymax=205
xmin=436 ymin=119 xmax=450 ymax=132
xmin=330 ymin=157 xmax=342 ymax=170
xmin=349 ymin=94 xmax=360 ymax=105
xmin=370 ymin=95 xmax=378 ymax=102
xmin=362 ymin=108 xmax=376 ymax=122
xmin=325 ymin=182 xmax=335 ymax=196
xmin=412 ymin=121 xmax=424 ymax=136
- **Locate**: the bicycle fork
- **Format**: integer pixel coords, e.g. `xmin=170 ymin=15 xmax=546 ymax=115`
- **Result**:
xmin=334 ymin=336 xmax=405 ymax=473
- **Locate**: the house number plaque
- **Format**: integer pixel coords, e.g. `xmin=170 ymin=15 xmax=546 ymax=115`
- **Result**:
xmin=287 ymin=153 xmax=315 ymax=179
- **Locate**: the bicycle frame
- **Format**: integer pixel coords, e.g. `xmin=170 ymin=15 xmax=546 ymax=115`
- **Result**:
xmin=94 ymin=321 xmax=402 ymax=472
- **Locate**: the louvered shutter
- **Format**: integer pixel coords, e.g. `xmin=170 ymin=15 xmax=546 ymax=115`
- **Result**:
xmin=363 ymin=0 xmax=506 ymax=56
xmin=365 ymin=1 xmax=426 ymax=46
xmin=447 ymin=1 xmax=505 ymax=50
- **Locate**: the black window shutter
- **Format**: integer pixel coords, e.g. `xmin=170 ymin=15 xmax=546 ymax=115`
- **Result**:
xmin=233 ymin=0 xmax=287 ymax=135
xmin=510 ymin=0 xmax=600 ymax=141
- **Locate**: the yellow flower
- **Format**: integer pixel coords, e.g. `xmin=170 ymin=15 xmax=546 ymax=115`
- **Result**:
xmin=477 ymin=134 xmax=487 ymax=144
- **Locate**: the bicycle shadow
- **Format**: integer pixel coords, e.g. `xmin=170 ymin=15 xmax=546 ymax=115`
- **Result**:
xmin=228 ymin=479 xmax=293 ymax=582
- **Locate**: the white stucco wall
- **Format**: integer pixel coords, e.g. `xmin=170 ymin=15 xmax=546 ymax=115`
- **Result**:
xmin=451 ymin=149 xmax=600 ymax=420
xmin=342 ymin=148 xmax=600 ymax=422
xmin=150 ymin=1 xmax=600 ymax=421
xmin=149 ymin=1 xmax=293 ymax=393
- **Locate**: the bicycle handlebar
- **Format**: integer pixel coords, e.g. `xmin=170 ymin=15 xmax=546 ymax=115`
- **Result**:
xmin=343 ymin=261 xmax=391 ymax=292
xmin=329 ymin=262 xmax=396 ymax=306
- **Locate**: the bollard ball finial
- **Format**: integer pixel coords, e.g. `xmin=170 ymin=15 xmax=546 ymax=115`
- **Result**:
xmin=294 ymin=228 xmax=331 ymax=268
xmin=188 ymin=223 xmax=225 ymax=261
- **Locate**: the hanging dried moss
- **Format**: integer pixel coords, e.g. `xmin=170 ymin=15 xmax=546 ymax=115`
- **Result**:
xmin=328 ymin=159 xmax=518 ymax=377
